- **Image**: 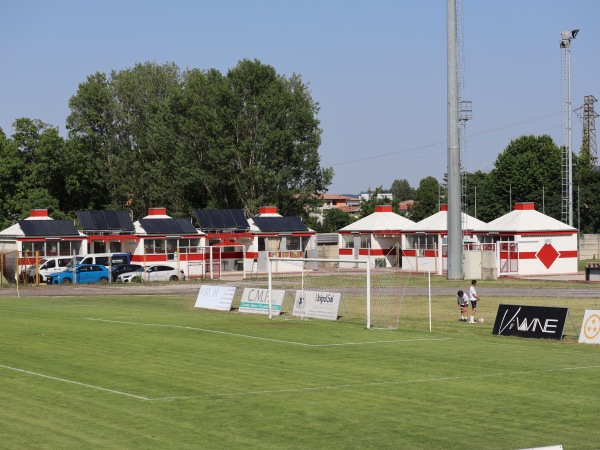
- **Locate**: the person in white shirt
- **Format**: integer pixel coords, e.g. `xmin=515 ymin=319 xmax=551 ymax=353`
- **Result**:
xmin=456 ymin=290 xmax=469 ymax=322
xmin=469 ymin=280 xmax=480 ymax=323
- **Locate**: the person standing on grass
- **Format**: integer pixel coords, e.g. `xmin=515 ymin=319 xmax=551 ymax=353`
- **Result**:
xmin=469 ymin=280 xmax=480 ymax=323
xmin=456 ymin=290 xmax=469 ymax=322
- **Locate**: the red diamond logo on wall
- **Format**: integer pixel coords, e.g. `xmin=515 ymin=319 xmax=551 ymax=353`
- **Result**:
xmin=537 ymin=243 xmax=560 ymax=269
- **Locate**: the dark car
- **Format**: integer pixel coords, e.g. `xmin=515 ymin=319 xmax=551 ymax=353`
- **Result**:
xmin=111 ymin=264 xmax=143 ymax=282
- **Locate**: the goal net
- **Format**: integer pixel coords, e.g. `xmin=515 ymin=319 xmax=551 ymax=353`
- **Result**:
xmin=267 ymin=257 xmax=411 ymax=329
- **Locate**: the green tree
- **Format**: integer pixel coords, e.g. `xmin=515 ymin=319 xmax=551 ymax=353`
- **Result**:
xmin=322 ymin=208 xmax=354 ymax=232
xmin=390 ymin=178 xmax=415 ymax=202
xmin=0 ymin=119 xmax=68 ymax=228
xmin=461 ymin=170 xmax=490 ymax=219
xmin=574 ymin=151 xmax=600 ymax=232
xmin=411 ymin=176 xmax=443 ymax=222
xmin=221 ymin=59 xmax=332 ymax=218
xmin=65 ymin=59 xmax=332 ymax=221
xmin=474 ymin=135 xmax=562 ymax=222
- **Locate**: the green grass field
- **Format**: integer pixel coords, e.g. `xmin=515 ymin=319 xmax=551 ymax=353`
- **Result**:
xmin=1 ymin=288 xmax=599 ymax=449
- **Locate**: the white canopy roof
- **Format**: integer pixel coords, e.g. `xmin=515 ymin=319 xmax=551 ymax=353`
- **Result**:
xmin=406 ymin=208 xmax=485 ymax=233
xmin=339 ymin=206 xmax=414 ymax=232
xmin=474 ymin=203 xmax=576 ymax=233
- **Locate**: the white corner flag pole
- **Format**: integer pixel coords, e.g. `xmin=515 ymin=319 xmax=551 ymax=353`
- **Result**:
xmin=428 ymin=270 xmax=432 ymax=332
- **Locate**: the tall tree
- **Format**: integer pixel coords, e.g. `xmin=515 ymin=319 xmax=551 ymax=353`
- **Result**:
xmin=474 ymin=135 xmax=562 ymax=222
xmin=574 ymin=151 xmax=600 ymax=232
xmin=390 ymin=178 xmax=415 ymax=202
xmin=321 ymin=207 xmax=354 ymax=232
xmin=0 ymin=119 xmax=68 ymax=227
xmin=221 ymin=59 xmax=332 ymax=217
xmin=411 ymin=176 xmax=443 ymax=222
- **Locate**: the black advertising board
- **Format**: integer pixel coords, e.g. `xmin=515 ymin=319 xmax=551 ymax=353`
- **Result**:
xmin=492 ymin=304 xmax=568 ymax=340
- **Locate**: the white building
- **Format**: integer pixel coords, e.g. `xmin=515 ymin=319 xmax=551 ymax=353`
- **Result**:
xmin=0 ymin=209 xmax=86 ymax=281
xmin=338 ymin=205 xmax=415 ymax=268
xmin=472 ymin=202 xmax=578 ymax=277
xmin=247 ymin=206 xmax=317 ymax=273
xmin=402 ymin=204 xmax=486 ymax=275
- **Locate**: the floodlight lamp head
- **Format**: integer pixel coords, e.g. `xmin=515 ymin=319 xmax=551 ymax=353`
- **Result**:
xmin=572 ymin=29 xmax=579 ymax=39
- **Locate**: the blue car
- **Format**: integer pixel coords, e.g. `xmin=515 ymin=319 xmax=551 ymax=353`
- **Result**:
xmin=47 ymin=264 xmax=110 ymax=285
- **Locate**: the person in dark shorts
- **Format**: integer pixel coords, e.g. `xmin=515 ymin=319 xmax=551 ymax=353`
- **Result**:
xmin=456 ymin=290 xmax=469 ymax=322
xmin=469 ymin=280 xmax=480 ymax=323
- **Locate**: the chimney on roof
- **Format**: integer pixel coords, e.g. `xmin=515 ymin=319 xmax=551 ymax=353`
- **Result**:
xmin=514 ymin=202 xmax=534 ymax=211
xmin=440 ymin=204 xmax=448 ymax=211
xmin=148 ymin=207 xmax=167 ymax=216
xmin=29 ymin=209 xmax=49 ymax=218
xmin=375 ymin=205 xmax=393 ymax=213
xmin=259 ymin=206 xmax=278 ymax=215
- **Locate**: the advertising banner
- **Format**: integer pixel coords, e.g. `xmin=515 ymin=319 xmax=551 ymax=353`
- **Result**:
xmin=492 ymin=304 xmax=568 ymax=340
xmin=194 ymin=285 xmax=236 ymax=311
xmin=292 ymin=290 xmax=341 ymax=321
xmin=239 ymin=288 xmax=285 ymax=315
xmin=578 ymin=309 xmax=600 ymax=344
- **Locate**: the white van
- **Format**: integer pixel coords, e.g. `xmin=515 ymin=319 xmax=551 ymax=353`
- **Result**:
xmin=26 ymin=256 xmax=74 ymax=283
xmin=65 ymin=253 xmax=130 ymax=269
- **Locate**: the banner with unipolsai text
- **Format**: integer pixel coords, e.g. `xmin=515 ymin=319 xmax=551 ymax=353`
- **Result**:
xmin=292 ymin=290 xmax=341 ymax=321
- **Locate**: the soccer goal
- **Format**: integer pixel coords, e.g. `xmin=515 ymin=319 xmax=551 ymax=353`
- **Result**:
xmin=267 ymin=257 xmax=411 ymax=329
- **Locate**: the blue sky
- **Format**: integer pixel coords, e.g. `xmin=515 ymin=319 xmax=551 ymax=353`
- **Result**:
xmin=1 ymin=0 xmax=598 ymax=195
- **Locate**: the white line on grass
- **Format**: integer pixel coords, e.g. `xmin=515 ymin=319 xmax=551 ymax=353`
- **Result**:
xmin=85 ymin=318 xmax=312 ymax=345
xmin=84 ymin=318 xmax=451 ymax=347
xmin=0 ymin=364 xmax=150 ymax=400
xmin=3 ymin=361 xmax=598 ymax=402
xmin=147 ymin=364 xmax=600 ymax=401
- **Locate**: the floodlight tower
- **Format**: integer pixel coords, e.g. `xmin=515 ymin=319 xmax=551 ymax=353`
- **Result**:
xmin=560 ymin=29 xmax=578 ymax=226
xmin=575 ymin=95 xmax=599 ymax=169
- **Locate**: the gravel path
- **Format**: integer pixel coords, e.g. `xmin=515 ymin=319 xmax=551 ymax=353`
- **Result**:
xmin=1 ymin=280 xmax=598 ymax=299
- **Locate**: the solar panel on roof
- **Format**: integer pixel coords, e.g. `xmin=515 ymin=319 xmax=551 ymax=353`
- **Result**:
xmin=252 ymin=216 xmax=308 ymax=232
xmin=76 ymin=211 xmax=97 ymax=230
xmin=76 ymin=210 xmax=135 ymax=232
xmin=19 ymin=220 xmax=79 ymax=236
xmin=194 ymin=209 xmax=248 ymax=230
xmin=139 ymin=218 xmax=198 ymax=235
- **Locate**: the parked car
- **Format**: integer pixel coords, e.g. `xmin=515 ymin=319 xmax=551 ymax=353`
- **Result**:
xmin=47 ymin=264 xmax=110 ymax=285
xmin=65 ymin=253 xmax=131 ymax=269
xmin=117 ymin=265 xmax=185 ymax=283
xmin=110 ymin=264 xmax=143 ymax=282
xmin=25 ymin=256 xmax=73 ymax=283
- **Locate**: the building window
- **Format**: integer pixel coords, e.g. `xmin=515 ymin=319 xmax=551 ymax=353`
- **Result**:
xmin=287 ymin=236 xmax=301 ymax=251
xmin=360 ymin=235 xmax=371 ymax=249
xmin=144 ymin=239 xmax=166 ymax=254
xmin=342 ymin=235 xmax=354 ymax=249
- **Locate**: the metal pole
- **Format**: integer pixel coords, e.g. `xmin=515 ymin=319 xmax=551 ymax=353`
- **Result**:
xmin=447 ymin=0 xmax=462 ymax=279
xmin=567 ymin=44 xmax=573 ymax=226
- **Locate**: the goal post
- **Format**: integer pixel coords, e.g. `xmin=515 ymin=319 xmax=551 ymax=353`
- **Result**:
xmin=267 ymin=257 xmax=411 ymax=329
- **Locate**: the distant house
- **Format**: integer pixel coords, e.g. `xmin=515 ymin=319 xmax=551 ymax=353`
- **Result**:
xmin=312 ymin=193 xmax=360 ymax=223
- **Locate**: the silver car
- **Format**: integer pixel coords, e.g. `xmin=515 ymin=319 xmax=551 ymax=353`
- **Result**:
xmin=117 ymin=265 xmax=186 ymax=282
